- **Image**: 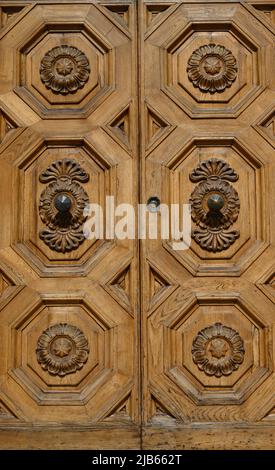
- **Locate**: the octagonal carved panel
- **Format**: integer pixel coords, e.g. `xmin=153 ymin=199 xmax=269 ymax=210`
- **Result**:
xmin=0 ymin=131 xmax=117 ymax=277
xmin=0 ymin=3 xmax=134 ymax=119
xmin=143 ymin=3 xmax=274 ymax=118
xmin=0 ymin=284 xmax=134 ymax=420
xmin=149 ymin=289 xmax=272 ymax=409
xmin=161 ymin=136 xmax=268 ymax=276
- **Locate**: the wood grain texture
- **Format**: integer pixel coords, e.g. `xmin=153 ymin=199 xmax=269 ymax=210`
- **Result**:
xmin=140 ymin=0 xmax=275 ymax=448
xmin=0 ymin=0 xmax=274 ymax=449
xmin=142 ymin=423 xmax=275 ymax=450
xmin=0 ymin=0 xmax=140 ymax=447
xmin=0 ymin=424 xmax=140 ymax=450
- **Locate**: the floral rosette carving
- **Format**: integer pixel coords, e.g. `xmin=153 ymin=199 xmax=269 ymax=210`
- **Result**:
xmin=192 ymin=322 xmax=245 ymax=377
xmin=36 ymin=323 xmax=89 ymax=376
xmin=40 ymin=45 xmax=90 ymax=95
xmin=39 ymin=159 xmax=90 ymax=253
xmin=191 ymin=180 xmax=240 ymax=229
xmin=187 ymin=44 xmax=238 ymax=93
xmin=189 ymin=159 xmax=240 ymax=252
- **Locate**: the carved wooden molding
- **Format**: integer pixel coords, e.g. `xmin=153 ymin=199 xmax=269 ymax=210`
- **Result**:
xmin=187 ymin=44 xmax=238 ymax=93
xmin=39 ymin=159 xmax=89 ymax=253
xmin=192 ymin=322 xmax=245 ymax=377
xmin=36 ymin=323 xmax=89 ymax=377
xmin=40 ymin=45 xmax=90 ymax=95
xmin=189 ymin=158 xmax=240 ymax=252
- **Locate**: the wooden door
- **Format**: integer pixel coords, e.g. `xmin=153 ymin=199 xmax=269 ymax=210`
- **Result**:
xmin=0 ymin=0 xmax=140 ymax=449
xmin=140 ymin=0 xmax=275 ymax=449
xmin=0 ymin=0 xmax=274 ymax=451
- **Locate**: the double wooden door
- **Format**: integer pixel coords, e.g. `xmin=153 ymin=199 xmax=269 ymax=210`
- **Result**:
xmin=0 ymin=0 xmax=274 ymax=449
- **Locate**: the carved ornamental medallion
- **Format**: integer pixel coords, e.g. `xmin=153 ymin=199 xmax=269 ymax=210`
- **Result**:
xmin=192 ymin=322 xmax=245 ymax=377
xmin=36 ymin=323 xmax=89 ymax=376
xmin=40 ymin=45 xmax=90 ymax=94
xmin=189 ymin=158 xmax=240 ymax=252
xmin=39 ymin=159 xmax=89 ymax=253
xmin=187 ymin=44 xmax=238 ymax=93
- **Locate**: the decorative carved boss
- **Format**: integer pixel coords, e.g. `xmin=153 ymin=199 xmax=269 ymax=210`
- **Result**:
xmin=192 ymin=322 xmax=245 ymax=377
xmin=189 ymin=159 xmax=240 ymax=252
xmin=36 ymin=323 xmax=89 ymax=376
xmin=40 ymin=45 xmax=90 ymax=94
xmin=187 ymin=44 xmax=238 ymax=93
xmin=39 ymin=159 xmax=89 ymax=253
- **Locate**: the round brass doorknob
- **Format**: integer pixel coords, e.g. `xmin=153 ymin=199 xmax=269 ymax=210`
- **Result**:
xmin=207 ymin=193 xmax=224 ymax=212
xmin=54 ymin=193 xmax=72 ymax=213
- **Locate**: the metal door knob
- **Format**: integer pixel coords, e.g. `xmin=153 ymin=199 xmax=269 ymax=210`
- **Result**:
xmin=207 ymin=193 xmax=225 ymax=212
xmin=54 ymin=193 xmax=72 ymax=213
xmin=147 ymin=196 xmax=161 ymax=212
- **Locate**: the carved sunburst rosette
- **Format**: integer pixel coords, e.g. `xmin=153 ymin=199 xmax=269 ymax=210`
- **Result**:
xmin=39 ymin=159 xmax=90 ymax=253
xmin=40 ymin=45 xmax=90 ymax=94
xmin=36 ymin=323 xmax=89 ymax=376
xmin=189 ymin=159 xmax=240 ymax=252
xmin=191 ymin=180 xmax=240 ymax=229
xmin=192 ymin=322 xmax=245 ymax=377
xmin=187 ymin=44 xmax=238 ymax=93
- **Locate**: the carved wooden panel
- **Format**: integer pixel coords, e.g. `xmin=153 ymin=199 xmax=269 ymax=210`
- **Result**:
xmin=189 ymin=158 xmax=240 ymax=252
xmin=0 ymin=0 xmax=274 ymax=450
xmin=140 ymin=0 xmax=275 ymax=449
xmin=0 ymin=0 xmax=139 ymax=447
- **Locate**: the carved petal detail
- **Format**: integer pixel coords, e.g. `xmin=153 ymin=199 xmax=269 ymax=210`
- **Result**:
xmin=39 ymin=180 xmax=89 ymax=228
xmin=189 ymin=158 xmax=240 ymax=252
xmin=192 ymin=322 xmax=245 ymax=377
xmin=187 ymin=44 xmax=238 ymax=93
xmin=40 ymin=45 xmax=90 ymax=95
xmin=190 ymin=180 xmax=240 ymax=230
xmin=36 ymin=323 xmax=89 ymax=376
xmin=39 ymin=228 xmax=86 ymax=253
xmin=190 ymin=158 xmax=239 ymax=182
xmin=192 ymin=228 xmax=240 ymax=253
xmin=39 ymin=159 xmax=89 ymax=253
xmin=39 ymin=158 xmax=89 ymax=183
